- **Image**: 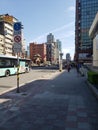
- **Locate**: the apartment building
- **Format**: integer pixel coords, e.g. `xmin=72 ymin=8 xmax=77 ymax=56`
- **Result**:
xmin=0 ymin=34 xmax=4 ymax=54
xmin=0 ymin=14 xmax=25 ymax=56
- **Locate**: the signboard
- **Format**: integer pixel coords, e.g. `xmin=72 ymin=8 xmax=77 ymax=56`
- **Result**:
xmin=3 ymin=16 xmax=13 ymax=24
xmin=13 ymin=22 xmax=22 ymax=53
xmin=14 ymin=30 xmax=21 ymax=35
xmin=13 ymin=43 xmax=22 ymax=53
xmin=14 ymin=22 xmax=21 ymax=31
xmin=14 ymin=35 xmax=21 ymax=43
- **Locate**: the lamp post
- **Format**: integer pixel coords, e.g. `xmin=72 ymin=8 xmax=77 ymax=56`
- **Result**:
xmin=59 ymin=52 xmax=63 ymax=72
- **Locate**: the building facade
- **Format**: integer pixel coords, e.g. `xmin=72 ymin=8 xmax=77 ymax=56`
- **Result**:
xmin=0 ymin=14 xmax=25 ymax=57
xmin=47 ymin=33 xmax=55 ymax=43
xmin=46 ymin=42 xmax=55 ymax=63
xmin=56 ymin=39 xmax=62 ymax=52
xmin=30 ymin=42 xmax=46 ymax=63
xmin=0 ymin=34 xmax=4 ymax=54
xmin=46 ymin=33 xmax=61 ymax=64
xmin=89 ymin=12 xmax=98 ymax=67
xmin=75 ymin=0 xmax=98 ymax=62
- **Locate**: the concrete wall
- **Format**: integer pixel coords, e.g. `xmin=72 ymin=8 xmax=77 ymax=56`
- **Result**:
xmin=93 ymin=34 xmax=98 ymax=66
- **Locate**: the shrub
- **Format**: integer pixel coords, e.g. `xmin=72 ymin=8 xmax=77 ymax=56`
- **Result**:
xmin=87 ymin=71 xmax=98 ymax=85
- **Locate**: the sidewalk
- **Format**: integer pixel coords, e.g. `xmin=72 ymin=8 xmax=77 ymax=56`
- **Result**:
xmin=0 ymin=69 xmax=98 ymax=130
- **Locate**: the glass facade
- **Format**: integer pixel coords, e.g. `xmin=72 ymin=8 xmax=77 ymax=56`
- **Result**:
xmin=75 ymin=0 xmax=98 ymax=62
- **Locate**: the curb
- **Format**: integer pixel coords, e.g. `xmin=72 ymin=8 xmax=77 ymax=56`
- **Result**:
xmin=86 ymin=80 xmax=98 ymax=100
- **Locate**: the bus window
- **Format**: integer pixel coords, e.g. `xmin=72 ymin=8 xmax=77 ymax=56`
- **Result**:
xmin=5 ymin=59 xmax=11 ymax=66
xmin=0 ymin=59 xmax=6 ymax=67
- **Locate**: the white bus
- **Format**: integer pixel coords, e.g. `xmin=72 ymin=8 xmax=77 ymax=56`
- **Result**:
xmin=0 ymin=55 xmax=31 ymax=77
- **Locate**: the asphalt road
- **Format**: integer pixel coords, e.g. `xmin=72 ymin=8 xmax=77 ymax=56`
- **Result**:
xmin=0 ymin=68 xmax=59 ymax=94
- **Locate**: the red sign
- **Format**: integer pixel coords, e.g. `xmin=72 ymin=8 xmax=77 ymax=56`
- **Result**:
xmin=14 ymin=35 xmax=21 ymax=43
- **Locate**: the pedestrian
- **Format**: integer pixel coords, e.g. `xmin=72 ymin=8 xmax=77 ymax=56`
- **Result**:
xmin=67 ymin=64 xmax=71 ymax=72
xmin=76 ymin=62 xmax=80 ymax=73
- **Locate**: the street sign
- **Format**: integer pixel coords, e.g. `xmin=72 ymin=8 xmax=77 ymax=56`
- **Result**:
xmin=13 ymin=43 xmax=22 ymax=53
xmin=14 ymin=22 xmax=21 ymax=31
xmin=14 ymin=30 xmax=21 ymax=35
xmin=14 ymin=35 xmax=21 ymax=43
xmin=13 ymin=22 xmax=22 ymax=53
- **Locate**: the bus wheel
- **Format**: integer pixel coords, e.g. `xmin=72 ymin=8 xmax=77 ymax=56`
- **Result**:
xmin=5 ymin=70 xmax=10 ymax=77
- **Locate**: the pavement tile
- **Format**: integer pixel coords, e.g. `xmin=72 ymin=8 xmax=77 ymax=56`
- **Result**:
xmin=66 ymin=115 xmax=77 ymax=122
xmin=40 ymin=125 xmax=53 ymax=130
xmin=65 ymin=121 xmax=77 ymax=128
xmin=67 ymin=111 xmax=76 ymax=116
xmin=77 ymin=112 xmax=88 ymax=117
xmin=46 ymin=114 xmax=57 ymax=119
xmin=65 ymin=128 xmax=78 ymax=130
xmin=78 ymin=122 xmax=91 ymax=129
xmin=78 ymin=117 xmax=88 ymax=122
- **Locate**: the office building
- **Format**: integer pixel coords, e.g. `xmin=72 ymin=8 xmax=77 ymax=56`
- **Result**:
xmin=75 ymin=0 xmax=98 ymax=62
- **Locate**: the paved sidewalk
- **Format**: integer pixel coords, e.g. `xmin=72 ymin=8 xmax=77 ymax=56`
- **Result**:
xmin=0 ymin=69 xmax=98 ymax=130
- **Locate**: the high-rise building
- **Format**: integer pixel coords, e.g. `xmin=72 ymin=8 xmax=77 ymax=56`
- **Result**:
xmin=75 ymin=0 xmax=98 ymax=62
xmin=56 ymin=39 xmax=62 ymax=52
xmin=47 ymin=33 xmax=55 ymax=43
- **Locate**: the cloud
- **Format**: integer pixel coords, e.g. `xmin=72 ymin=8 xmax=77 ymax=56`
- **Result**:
xmin=65 ymin=6 xmax=75 ymax=18
xmin=52 ymin=22 xmax=74 ymax=33
xmin=68 ymin=6 xmax=75 ymax=12
xmin=32 ymin=21 xmax=74 ymax=43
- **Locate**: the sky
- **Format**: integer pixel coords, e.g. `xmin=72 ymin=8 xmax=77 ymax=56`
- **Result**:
xmin=0 ymin=0 xmax=75 ymax=59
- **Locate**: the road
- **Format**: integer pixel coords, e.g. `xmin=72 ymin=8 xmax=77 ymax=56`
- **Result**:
xmin=0 ymin=68 xmax=98 ymax=130
xmin=0 ymin=68 xmax=59 ymax=94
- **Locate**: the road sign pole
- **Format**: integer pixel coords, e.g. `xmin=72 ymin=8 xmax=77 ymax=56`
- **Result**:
xmin=17 ymin=54 xmax=20 ymax=93
xmin=13 ymin=22 xmax=22 ymax=93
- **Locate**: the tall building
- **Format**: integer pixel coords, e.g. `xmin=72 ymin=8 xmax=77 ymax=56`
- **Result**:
xmin=75 ymin=0 xmax=98 ymax=62
xmin=47 ymin=33 xmax=55 ymax=43
xmin=46 ymin=42 xmax=55 ymax=63
xmin=56 ymin=39 xmax=62 ymax=52
xmin=46 ymin=33 xmax=62 ymax=64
